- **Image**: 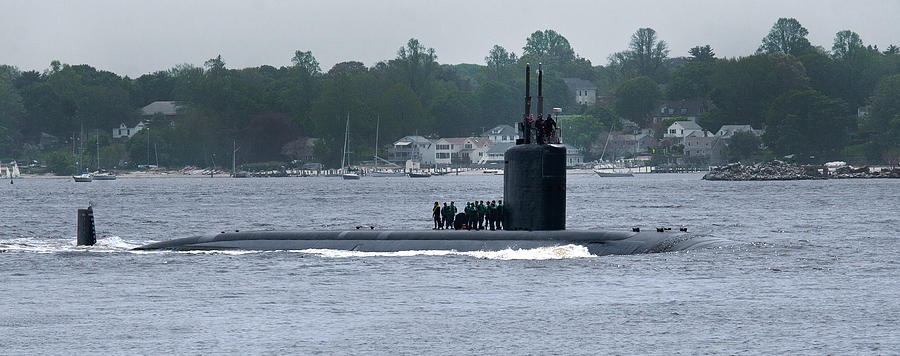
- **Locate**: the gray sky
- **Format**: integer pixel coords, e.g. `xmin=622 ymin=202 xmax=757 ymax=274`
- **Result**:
xmin=2 ymin=0 xmax=898 ymax=77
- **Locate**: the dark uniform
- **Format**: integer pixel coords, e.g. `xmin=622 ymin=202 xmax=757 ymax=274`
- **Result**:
xmin=496 ymin=200 xmax=505 ymax=230
xmin=488 ymin=202 xmax=497 ymax=230
xmin=476 ymin=200 xmax=487 ymax=230
xmin=432 ymin=202 xmax=441 ymax=229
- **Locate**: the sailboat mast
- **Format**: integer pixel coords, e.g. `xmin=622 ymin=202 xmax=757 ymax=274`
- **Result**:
xmin=96 ymin=131 xmax=100 ymax=172
xmin=374 ymin=116 xmax=379 ymax=171
xmin=341 ymin=113 xmax=349 ymax=172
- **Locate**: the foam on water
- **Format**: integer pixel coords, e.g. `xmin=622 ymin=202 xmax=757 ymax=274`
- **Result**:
xmin=295 ymin=244 xmax=595 ymax=260
xmin=0 ymin=236 xmax=141 ymax=253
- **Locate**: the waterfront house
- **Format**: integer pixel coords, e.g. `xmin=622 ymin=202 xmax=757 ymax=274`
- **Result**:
xmin=664 ymin=121 xmax=705 ymax=140
xmin=683 ymin=131 xmax=727 ymax=165
xmin=481 ymin=124 xmax=519 ymax=144
xmin=483 ymin=142 xmax=514 ymax=166
xmin=388 ymin=135 xmax=435 ymax=166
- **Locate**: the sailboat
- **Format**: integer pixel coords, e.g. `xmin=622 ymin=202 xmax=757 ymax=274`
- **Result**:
xmin=593 ymin=120 xmax=633 ymax=177
xmin=230 ymin=140 xmax=250 ymax=178
xmin=369 ymin=116 xmax=404 ymax=177
xmin=93 ymin=135 xmax=116 ymax=180
xmin=72 ymin=130 xmax=93 ymax=182
xmin=340 ymin=114 xmax=360 ymax=180
xmin=11 ymin=161 xmax=20 ymax=178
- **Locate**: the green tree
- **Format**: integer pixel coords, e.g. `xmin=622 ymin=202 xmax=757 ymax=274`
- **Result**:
xmin=727 ymin=131 xmax=762 ymax=162
xmin=689 ymin=45 xmax=716 ymax=62
xmin=864 ymin=74 xmax=900 ymax=161
xmin=758 ymin=18 xmax=812 ymax=56
xmin=607 ymin=28 xmax=669 ymax=82
xmin=393 ymin=38 xmax=438 ymax=94
xmin=291 ymin=50 xmax=321 ymax=76
xmin=614 ymin=76 xmax=661 ymax=127
xmin=327 ymin=61 xmax=367 ymax=76
xmin=629 ymin=28 xmax=669 ymax=78
xmin=558 ymin=106 xmax=617 ymax=157
xmin=764 ymin=90 xmax=851 ymax=161
xmin=884 ymin=45 xmax=899 ymax=55
xmin=43 ymin=150 xmax=74 ymax=175
xmin=430 ymin=90 xmax=480 ymax=137
xmin=832 ymin=30 xmax=864 ymax=60
xmin=485 ymin=45 xmax=517 ymax=80
xmin=521 ymin=30 xmax=575 ymax=67
xmin=0 ymin=68 xmax=25 ymax=142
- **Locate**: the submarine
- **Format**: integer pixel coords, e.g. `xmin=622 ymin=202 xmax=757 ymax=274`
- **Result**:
xmin=125 ymin=64 xmax=725 ymax=256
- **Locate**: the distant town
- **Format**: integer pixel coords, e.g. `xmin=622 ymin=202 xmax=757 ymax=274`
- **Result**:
xmin=1 ymin=17 xmax=898 ymax=176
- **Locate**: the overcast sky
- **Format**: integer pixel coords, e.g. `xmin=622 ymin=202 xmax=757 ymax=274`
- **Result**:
xmin=2 ymin=0 xmax=898 ymax=77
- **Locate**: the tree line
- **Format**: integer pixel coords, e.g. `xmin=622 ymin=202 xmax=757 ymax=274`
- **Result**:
xmin=0 ymin=18 xmax=898 ymax=174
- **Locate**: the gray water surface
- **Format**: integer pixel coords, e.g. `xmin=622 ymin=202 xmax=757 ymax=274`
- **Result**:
xmin=1 ymin=174 xmax=898 ymax=354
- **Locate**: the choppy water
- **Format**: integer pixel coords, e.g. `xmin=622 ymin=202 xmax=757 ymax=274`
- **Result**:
xmin=1 ymin=174 xmax=898 ymax=354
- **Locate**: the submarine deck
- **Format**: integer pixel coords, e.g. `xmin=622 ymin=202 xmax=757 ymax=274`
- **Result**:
xmin=134 ymin=229 xmax=725 ymax=256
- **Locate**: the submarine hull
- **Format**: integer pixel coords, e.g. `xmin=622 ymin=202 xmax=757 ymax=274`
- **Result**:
xmin=134 ymin=230 xmax=725 ymax=256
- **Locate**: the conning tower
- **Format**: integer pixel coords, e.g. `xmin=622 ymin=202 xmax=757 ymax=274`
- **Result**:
xmin=503 ymin=64 xmax=566 ymax=231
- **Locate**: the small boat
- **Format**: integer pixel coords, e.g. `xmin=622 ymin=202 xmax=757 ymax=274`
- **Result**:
xmin=342 ymin=173 xmax=361 ymax=180
xmin=73 ymin=173 xmax=93 ymax=182
xmin=594 ymin=169 xmax=634 ymax=177
xmin=92 ymin=172 xmax=117 ymax=180
xmin=408 ymin=172 xmax=431 ymax=178
xmin=231 ymin=171 xmax=250 ymax=178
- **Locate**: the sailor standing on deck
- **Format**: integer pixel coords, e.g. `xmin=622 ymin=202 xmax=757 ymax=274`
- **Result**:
xmin=535 ymin=115 xmax=545 ymax=144
xmin=441 ymin=203 xmax=451 ymax=230
xmin=466 ymin=203 xmax=478 ymax=230
xmin=447 ymin=202 xmax=457 ymax=229
xmin=432 ymin=202 xmax=442 ymax=230
xmin=545 ymin=114 xmax=558 ymax=144
xmin=496 ymin=200 xmax=505 ymax=230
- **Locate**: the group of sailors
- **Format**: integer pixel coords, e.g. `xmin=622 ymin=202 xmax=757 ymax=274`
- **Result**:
xmin=432 ymin=201 xmax=504 ymax=231
xmin=523 ymin=113 xmax=559 ymax=144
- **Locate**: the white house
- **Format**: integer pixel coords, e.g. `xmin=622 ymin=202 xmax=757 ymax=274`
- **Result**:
xmin=388 ymin=135 xmax=435 ymax=166
xmin=684 ymin=131 xmax=727 ymax=164
xmin=434 ymin=137 xmax=467 ymax=166
xmin=112 ymin=121 xmax=148 ymax=140
xmin=563 ymin=78 xmax=597 ymax=106
xmin=715 ymin=125 xmax=763 ymax=139
xmin=562 ymin=144 xmax=584 ymax=167
xmin=481 ymin=124 xmax=518 ymax=144
xmin=435 ymin=137 xmax=495 ymax=166
xmin=461 ymin=137 xmax=493 ymax=165
xmin=664 ymin=121 xmax=705 ymax=139
xmin=483 ymin=142 xmax=514 ymax=166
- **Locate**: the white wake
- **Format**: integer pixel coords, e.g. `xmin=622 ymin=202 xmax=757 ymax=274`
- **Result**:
xmin=295 ymin=244 xmax=595 ymax=260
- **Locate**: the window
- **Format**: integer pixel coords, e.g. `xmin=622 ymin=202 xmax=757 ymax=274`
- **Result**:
xmin=465 ymin=144 xmax=472 ymax=149
xmin=436 ymin=144 xmax=450 ymax=150
xmin=436 ymin=153 xmax=450 ymax=159
xmin=669 ymin=129 xmax=676 ymax=134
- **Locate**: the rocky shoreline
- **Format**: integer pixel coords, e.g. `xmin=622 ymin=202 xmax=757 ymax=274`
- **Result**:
xmin=703 ymin=160 xmax=900 ymax=181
